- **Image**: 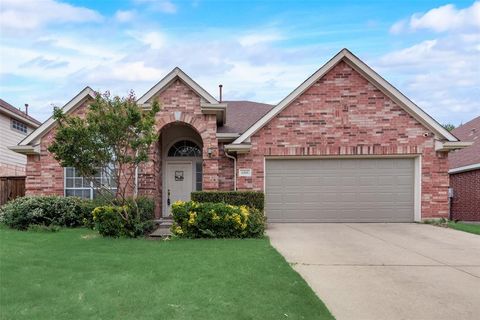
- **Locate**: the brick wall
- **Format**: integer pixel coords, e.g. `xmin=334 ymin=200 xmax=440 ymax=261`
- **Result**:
xmin=137 ymin=79 xmax=219 ymax=217
xmin=25 ymin=100 xmax=91 ymax=196
xmin=450 ymin=169 xmax=480 ymax=221
xmin=218 ymin=142 xmax=234 ymax=190
xmin=236 ymin=60 xmax=450 ymax=219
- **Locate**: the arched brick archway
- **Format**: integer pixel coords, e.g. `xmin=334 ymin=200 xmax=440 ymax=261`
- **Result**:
xmin=138 ymin=114 xmax=219 ymax=218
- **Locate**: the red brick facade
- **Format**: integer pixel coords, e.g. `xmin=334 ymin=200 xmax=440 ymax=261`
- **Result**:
xmin=450 ymin=170 xmax=480 ymax=221
xmin=24 ymin=60 xmax=452 ymax=220
xmin=236 ymin=61 xmax=450 ymax=219
xmin=25 ymin=100 xmax=91 ymax=196
xmin=136 ymin=79 xmax=220 ymax=217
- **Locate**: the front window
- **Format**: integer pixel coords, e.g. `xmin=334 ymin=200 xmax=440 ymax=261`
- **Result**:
xmin=64 ymin=166 xmax=117 ymax=199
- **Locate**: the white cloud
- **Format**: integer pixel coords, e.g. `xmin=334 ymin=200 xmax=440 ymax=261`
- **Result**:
xmin=134 ymin=0 xmax=177 ymax=14
xmin=389 ymin=19 xmax=407 ymax=35
xmin=128 ymin=31 xmax=166 ymax=50
xmin=391 ymin=1 xmax=480 ymax=33
xmin=0 ymin=0 xmax=102 ymax=32
xmin=376 ymin=35 xmax=480 ymax=125
xmin=115 ymin=10 xmax=135 ymax=23
xmin=239 ymin=32 xmax=284 ymax=46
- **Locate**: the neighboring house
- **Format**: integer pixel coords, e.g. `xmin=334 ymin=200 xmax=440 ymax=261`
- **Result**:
xmin=11 ymin=49 xmax=470 ymax=222
xmin=448 ymin=116 xmax=480 ymax=221
xmin=0 ymin=99 xmax=41 ymax=176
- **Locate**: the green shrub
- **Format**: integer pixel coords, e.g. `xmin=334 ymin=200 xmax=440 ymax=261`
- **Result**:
xmin=92 ymin=201 xmax=155 ymax=238
xmin=83 ymin=196 xmax=155 ymax=232
xmin=191 ymin=191 xmax=264 ymax=211
xmin=0 ymin=196 xmax=95 ymax=230
xmin=170 ymin=200 xmax=266 ymax=238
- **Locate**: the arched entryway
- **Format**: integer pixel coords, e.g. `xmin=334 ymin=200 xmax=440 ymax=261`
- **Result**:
xmin=159 ymin=123 xmax=203 ymax=217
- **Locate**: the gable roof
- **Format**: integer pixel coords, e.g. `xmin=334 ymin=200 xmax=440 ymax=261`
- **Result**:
xmin=19 ymin=87 xmax=96 ymax=146
xmin=233 ymin=48 xmax=458 ymax=144
xmin=449 ymin=116 xmax=480 ymax=172
xmin=218 ymin=101 xmax=274 ymax=134
xmin=137 ymin=67 xmax=218 ymax=105
xmin=0 ymin=98 xmax=41 ymax=127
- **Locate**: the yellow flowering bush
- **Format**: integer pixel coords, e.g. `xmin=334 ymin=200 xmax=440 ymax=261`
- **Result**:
xmin=170 ymin=201 xmax=265 ymax=238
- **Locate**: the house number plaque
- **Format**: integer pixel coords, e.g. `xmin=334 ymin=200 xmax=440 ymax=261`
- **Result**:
xmin=238 ymin=168 xmax=252 ymax=177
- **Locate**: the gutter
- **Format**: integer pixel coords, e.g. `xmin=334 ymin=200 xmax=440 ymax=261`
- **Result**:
xmin=448 ymin=163 xmax=480 ymax=174
xmin=224 ymin=150 xmax=237 ymax=191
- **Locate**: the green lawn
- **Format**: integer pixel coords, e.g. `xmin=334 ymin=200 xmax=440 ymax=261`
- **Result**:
xmin=448 ymin=222 xmax=480 ymax=235
xmin=0 ymin=227 xmax=333 ymax=320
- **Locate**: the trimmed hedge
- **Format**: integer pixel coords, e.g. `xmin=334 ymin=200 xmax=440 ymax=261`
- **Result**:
xmin=171 ymin=200 xmax=265 ymax=238
xmin=191 ymin=191 xmax=264 ymax=211
xmin=0 ymin=195 xmax=155 ymax=234
xmin=0 ymin=196 xmax=96 ymax=230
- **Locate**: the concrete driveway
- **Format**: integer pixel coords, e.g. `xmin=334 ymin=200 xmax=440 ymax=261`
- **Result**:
xmin=268 ymin=223 xmax=480 ymax=320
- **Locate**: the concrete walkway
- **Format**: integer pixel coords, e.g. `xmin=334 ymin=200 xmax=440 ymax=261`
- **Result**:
xmin=268 ymin=223 xmax=480 ymax=320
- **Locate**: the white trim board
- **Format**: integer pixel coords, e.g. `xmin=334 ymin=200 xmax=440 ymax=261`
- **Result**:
xmin=449 ymin=163 xmax=480 ymax=174
xmin=233 ymin=48 xmax=458 ymax=145
xmin=137 ymin=67 xmax=218 ymax=105
xmin=19 ymin=87 xmax=96 ymax=146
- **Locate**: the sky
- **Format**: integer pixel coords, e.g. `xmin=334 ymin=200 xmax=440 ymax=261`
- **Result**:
xmin=0 ymin=0 xmax=479 ymax=126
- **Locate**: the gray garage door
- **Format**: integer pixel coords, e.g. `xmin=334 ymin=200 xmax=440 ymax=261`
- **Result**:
xmin=265 ymin=158 xmax=414 ymax=222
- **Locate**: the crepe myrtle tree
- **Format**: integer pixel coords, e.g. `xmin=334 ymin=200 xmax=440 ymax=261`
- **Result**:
xmin=48 ymin=90 xmax=160 ymax=219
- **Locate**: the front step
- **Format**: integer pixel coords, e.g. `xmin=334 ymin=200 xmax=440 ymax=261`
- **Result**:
xmin=149 ymin=220 xmax=173 ymax=238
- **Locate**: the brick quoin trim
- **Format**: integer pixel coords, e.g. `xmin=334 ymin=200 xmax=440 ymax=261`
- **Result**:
xmin=236 ymin=61 xmax=450 ymax=219
xmin=450 ymin=170 xmax=480 ymax=221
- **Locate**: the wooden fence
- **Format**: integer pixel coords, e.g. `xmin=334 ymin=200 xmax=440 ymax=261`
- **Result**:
xmin=0 ymin=176 xmax=26 ymax=206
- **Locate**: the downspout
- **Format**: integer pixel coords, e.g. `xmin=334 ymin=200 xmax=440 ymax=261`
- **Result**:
xmin=225 ymin=150 xmax=237 ymax=191
xmin=134 ymin=165 xmax=138 ymax=197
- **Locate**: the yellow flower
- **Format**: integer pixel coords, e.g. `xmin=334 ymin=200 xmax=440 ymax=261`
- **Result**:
xmin=188 ymin=211 xmax=197 ymax=225
xmin=174 ymin=226 xmax=183 ymax=235
xmin=239 ymin=206 xmax=249 ymax=218
xmin=211 ymin=210 xmax=220 ymax=222
xmin=173 ymin=200 xmax=184 ymax=207
xmin=232 ymin=213 xmax=242 ymax=227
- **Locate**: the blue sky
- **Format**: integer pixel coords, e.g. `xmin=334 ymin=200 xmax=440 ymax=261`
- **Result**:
xmin=1 ymin=0 xmax=479 ymax=125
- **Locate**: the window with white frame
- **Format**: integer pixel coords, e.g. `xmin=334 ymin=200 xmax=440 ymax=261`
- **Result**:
xmin=64 ymin=166 xmax=117 ymax=199
xmin=11 ymin=118 xmax=27 ymax=134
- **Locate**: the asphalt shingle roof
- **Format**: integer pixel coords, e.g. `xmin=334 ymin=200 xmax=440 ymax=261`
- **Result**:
xmin=0 ymin=98 xmax=41 ymax=126
xmin=449 ymin=116 xmax=480 ymax=169
xmin=218 ymin=100 xmax=274 ymax=134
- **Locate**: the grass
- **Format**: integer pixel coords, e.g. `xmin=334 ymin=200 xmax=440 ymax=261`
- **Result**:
xmin=0 ymin=226 xmax=333 ymax=320
xmin=447 ymin=221 xmax=480 ymax=235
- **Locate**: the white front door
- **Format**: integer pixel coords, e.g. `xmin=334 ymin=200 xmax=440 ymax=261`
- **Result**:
xmin=165 ymin=161 xmax=193 ymax=217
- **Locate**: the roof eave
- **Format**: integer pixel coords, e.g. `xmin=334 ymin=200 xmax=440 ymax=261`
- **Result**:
xmin=435 ymin=140 xmax=473 ymax=152
xmin=224 ymin=143 xmax=251 ymax=154
xmin=233 ymin=48 xmax=458 ymax=145
xmin=137 ymin=67 xmax=218 ymax=105
xmin=449 ymin=163 xmax=480 ymax=174
xmin=19 ymin=87 xmax=96 ymax=146
xmin=201 ymin=103 xmax=227 ymax=126
xmin=216 ymin=132 xmax=240 ymax=142
xmin=0 ymin=107 xmax=40 ymax=128
xmin=8 ymin=145 xmax=40 ymax=155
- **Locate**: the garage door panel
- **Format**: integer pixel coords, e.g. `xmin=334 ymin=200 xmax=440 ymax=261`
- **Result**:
xmin=266 ymin=158 xmax=414 ymax=222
